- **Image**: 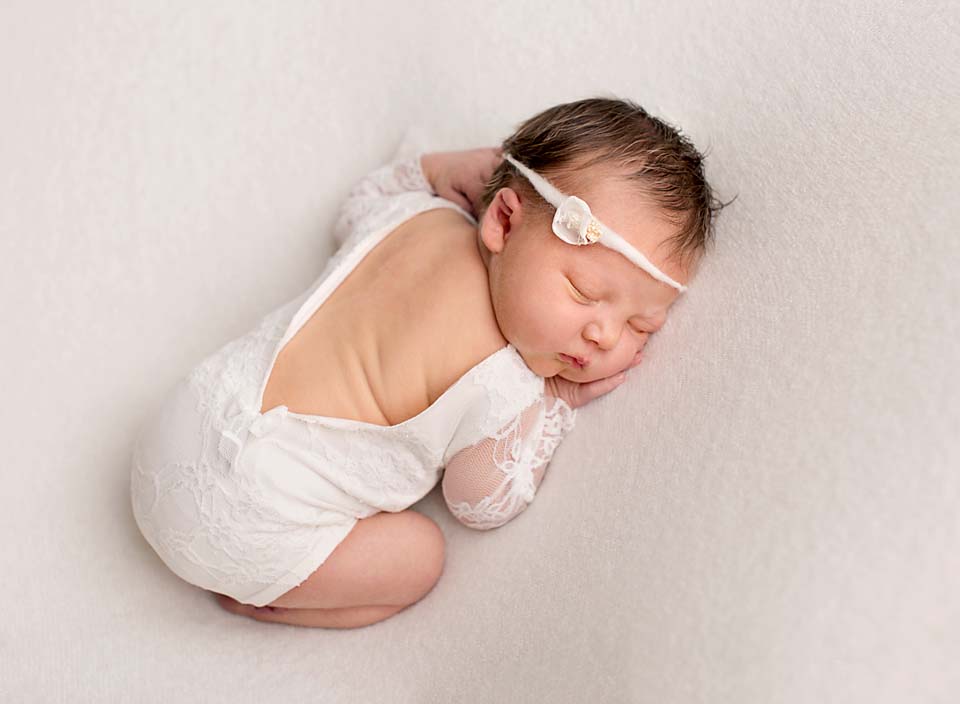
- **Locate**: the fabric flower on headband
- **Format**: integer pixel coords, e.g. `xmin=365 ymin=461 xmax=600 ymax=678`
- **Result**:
xmin=554 ymin=196 xmax=603 ymax=245
xmin=503 ymin=153 xmax=687 ymax=293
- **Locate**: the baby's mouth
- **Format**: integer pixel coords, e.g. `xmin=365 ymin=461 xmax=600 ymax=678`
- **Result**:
xmin=559 ymin=353 xmax=586 ymax=369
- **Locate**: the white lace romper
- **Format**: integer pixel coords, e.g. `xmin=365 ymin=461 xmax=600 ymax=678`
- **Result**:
xmin=130 ymin=153 xmax=577 ymax=607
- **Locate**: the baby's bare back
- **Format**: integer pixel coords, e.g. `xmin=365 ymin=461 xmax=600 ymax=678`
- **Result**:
xmin=260 ymin=208 xmax=506 ymax=427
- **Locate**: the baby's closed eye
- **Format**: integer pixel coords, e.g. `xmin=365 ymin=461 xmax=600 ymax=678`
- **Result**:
xmin=568 ymin=277 xmax=652 ymax=336
xmin=567 ymin=280 xmax=593 ymax=304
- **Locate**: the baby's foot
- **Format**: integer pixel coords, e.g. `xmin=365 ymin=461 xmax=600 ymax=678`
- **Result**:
xmin=213 ymin=592 xmax=279 ymax=616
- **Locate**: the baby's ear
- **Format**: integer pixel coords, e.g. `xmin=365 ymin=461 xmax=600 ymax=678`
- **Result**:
xmin=479 ymin=188 xmax=521 ymax=254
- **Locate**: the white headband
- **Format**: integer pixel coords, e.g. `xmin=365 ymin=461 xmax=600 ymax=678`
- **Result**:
xmin=503 ymin=153 xmax=687 ymax=293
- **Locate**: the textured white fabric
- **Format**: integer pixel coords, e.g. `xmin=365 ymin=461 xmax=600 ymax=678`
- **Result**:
xmin=442 ymin=395 xmax=576 ymax=530
xmin=130 ymin=153 xmax=577 ymax=605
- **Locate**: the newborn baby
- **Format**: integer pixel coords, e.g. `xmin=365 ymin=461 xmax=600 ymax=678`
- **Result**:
xmin=130 ymin=97 xmax=725 ymax=629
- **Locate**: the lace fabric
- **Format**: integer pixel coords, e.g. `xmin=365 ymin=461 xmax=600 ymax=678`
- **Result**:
xmin=442 ymin=395 xmax=576 ymax=530
xmin=332 ymin=153 xmax=435 ymax=249
xmin=131 ymin=151 xmax=578 ymax=605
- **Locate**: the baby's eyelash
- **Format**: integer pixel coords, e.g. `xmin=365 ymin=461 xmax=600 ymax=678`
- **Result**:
xmin=568 ymin=281 xmax=594 ymax=304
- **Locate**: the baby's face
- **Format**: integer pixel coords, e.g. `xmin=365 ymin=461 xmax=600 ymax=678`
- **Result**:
xmin=479 ymin=169 xmax=693 ymax=383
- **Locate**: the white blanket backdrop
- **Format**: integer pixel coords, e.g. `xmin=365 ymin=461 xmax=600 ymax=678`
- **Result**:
xmin=1 ymin=1 xmax=956 ymax=702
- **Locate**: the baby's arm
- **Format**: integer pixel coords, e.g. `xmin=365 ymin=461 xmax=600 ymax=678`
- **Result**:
xmin=332 ymin=147 xmax=500 ymax=247
xmin=441 ymin=395 xmax=576 ymax=531
xmin=420 ymin=148 xmax=503 ymax=219
xmin=332 ymin=153 xmax=435 ymax=246
xmin=441 ymin=355 xmax=644 ymax=530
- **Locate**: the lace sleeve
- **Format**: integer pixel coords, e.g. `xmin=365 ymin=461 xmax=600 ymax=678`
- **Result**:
xmin=332 ymin=153 xmax=434 ymax=247
xmin=441 ymin=395 xmax=577 ymax=531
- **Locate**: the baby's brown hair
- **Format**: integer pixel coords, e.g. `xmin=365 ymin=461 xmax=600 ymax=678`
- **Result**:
xmin=478 ymin=96 xmax=733 ymax=272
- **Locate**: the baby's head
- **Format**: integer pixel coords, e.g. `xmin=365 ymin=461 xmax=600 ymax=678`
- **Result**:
xmin=475 ymin=97 xmax=729 ymax=382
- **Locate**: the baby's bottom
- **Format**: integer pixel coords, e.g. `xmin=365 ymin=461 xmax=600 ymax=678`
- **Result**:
xmin=214 ymin=509 xmax=446 ymax=629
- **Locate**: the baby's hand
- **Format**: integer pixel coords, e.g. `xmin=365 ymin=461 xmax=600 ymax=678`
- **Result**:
xmin=420 ymin=147 xmax=503 ymax=219
xmin=544 ymin=352 xmax=643 ymax=411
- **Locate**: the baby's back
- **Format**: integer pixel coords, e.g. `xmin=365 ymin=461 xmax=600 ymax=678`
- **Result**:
xmin=260 ymin=207 xmax=507 ymax=427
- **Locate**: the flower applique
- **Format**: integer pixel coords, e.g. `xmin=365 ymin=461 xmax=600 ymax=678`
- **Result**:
xmin=552 ymin=195 xmax=603 ymax=245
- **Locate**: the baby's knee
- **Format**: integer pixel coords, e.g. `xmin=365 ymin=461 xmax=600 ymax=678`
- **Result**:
xmin=396 ymin=511 xmax=446 ymax=603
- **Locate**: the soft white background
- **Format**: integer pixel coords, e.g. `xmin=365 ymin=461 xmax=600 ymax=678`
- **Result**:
xmin=1 ymin=1 xmax=957 ymax=702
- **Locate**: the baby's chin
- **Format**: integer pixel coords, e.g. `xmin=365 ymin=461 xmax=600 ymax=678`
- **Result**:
xmin=554 ymin=364 xmax=596 ymax=382
xmin=554 ymin=363 xmax=622 ymax=383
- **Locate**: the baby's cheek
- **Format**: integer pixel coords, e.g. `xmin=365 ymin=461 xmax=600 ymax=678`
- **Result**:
xmin=525 ymin=311 xmax=564 ymax=346
xmin=621 ymin=347 xmax=643 ymax=372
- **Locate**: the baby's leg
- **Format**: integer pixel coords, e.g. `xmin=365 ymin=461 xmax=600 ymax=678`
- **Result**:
xmin=214 ymin=510 xmax=445 ymax=628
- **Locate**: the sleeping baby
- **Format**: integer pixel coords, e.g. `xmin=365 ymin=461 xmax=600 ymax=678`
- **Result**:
xmin=130 ymin=96 xmax=727 ymax=629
